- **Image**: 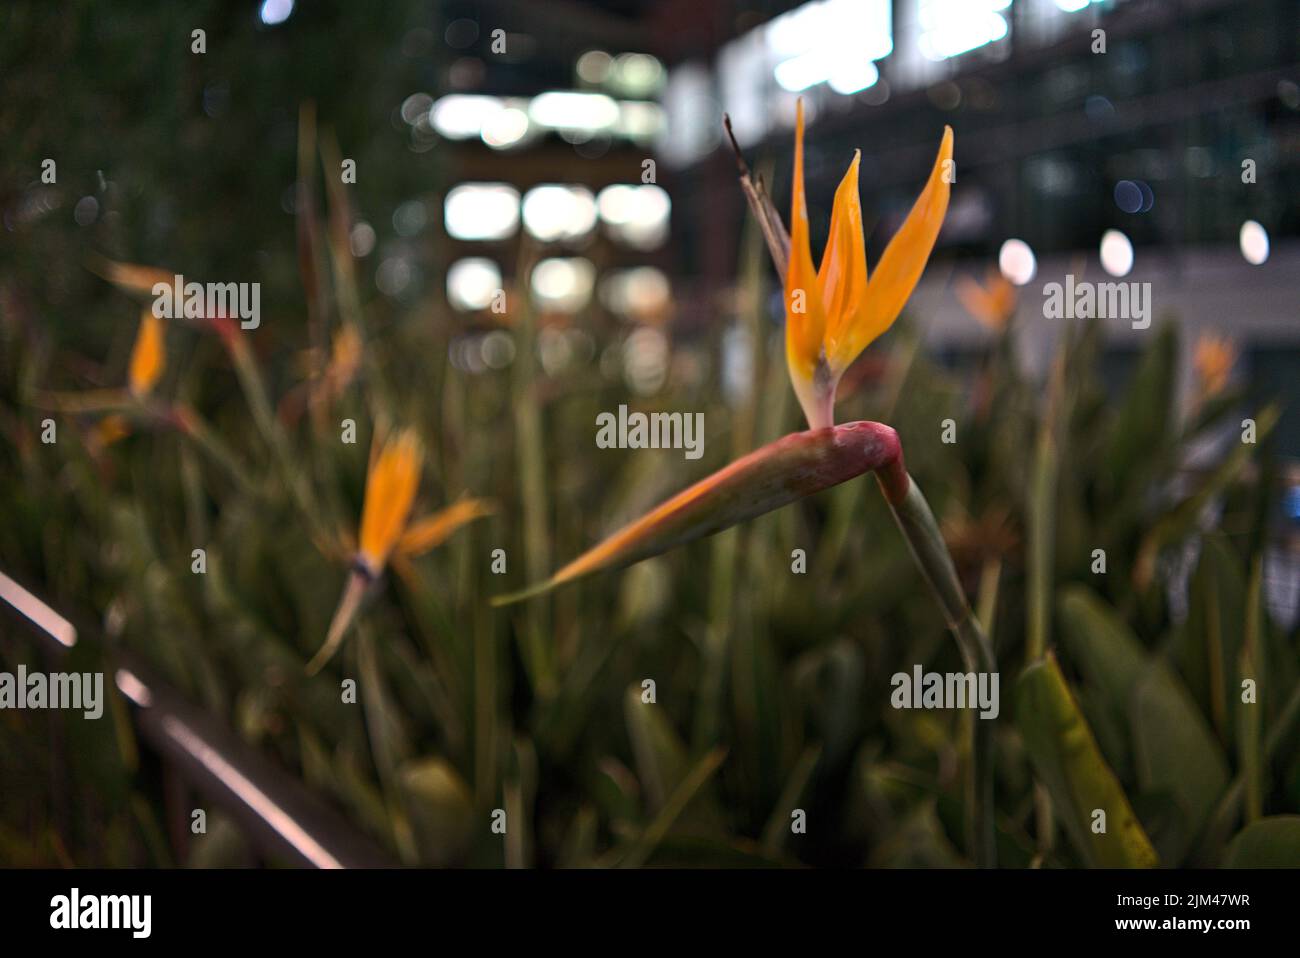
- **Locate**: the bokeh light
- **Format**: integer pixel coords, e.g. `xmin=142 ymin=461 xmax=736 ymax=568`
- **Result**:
xmin=1099 ymin=229 xmax=1134 ymax=277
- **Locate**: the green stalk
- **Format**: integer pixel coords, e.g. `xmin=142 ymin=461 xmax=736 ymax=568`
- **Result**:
xmin=1207 ymin=636 xmax=1300 ymax=846
xmin=880 ymin=473 xmax=997 ymax=867
xmin=1240 ymin=557 xmax=1263 ymax=823
xmin=694 ymin=185 xmax=767 ymax=753
xmin=171 ymin=403 xmax=261 ymax=499
xmin=1024 ymin=357 xmax=1065 ymax=857
xmin=510 ymin=248 xmax=556 ymax=697
xmin=223 ymin=331 xmax=331 ymax=546
xmin=1027 ymin=357 xmax=1063 ymax=662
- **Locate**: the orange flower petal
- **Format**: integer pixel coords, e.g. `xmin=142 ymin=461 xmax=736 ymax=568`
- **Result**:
xmin=89 ymin=257 xmax=175 ymax=297
xmin=128 ymin=312 xmax=165 ymax=397
xmin=819 ymin=150 xmax=869 ymax=370
xmin=956 ymin=269 xmax=1014 ymax=332
xmin=94 ymin=414 xmax=132 ymax=447
xmin=396 ymin=498 xmax=493 ymax=558
xmin=833 ymin=126 xmax=953 ymax=370
xmin=327 ymin=325 xmax=363 ymax=390
xmin=785 ymin=99 xmax=833 ymax=430
xmin=1193 ymin=333 xmax=1236 ymax=396
xmin=357 ymin=428 xmax=422 ymax=573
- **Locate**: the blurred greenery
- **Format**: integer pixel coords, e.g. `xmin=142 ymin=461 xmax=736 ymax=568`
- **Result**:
xmin=2 ymin=1 xmax=1297 ymax=868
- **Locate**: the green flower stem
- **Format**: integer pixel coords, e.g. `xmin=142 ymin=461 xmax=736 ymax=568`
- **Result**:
xmin=170 ymin=403 xmax=261 ymax=499
xmin=879 ymin=472 xmax=997 ymax=868
xmin=510 ymin=247 xmax=556 ymax=697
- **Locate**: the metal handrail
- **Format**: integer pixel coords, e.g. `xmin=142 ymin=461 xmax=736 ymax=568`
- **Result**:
xmin=0 ymin=569 xmax=394 ymax=868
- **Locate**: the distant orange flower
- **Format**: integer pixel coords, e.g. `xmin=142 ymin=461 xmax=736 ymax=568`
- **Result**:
xmin=956 ymin=268 xmax=1017 ymax=333
xmin=308 ymin=428 xmax=491 ymax=673
xmin=323 ymin=324 xmax=363 ymax=398
xmin=127 ymin=311 xmax=165 ymax=397
xmin=88 ymin=257 xmax=175 ymax=296
xmin=1193 ymin=333 xmax=1236 ymax=397
xmin=90 ymin=414 xmax=132 ymax=449
xmin=41 ymin=306 xmax=168 ymax=448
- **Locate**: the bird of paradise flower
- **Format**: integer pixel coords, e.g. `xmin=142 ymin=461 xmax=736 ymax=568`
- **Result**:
xmin=496 ymin=101 xmax=952 ymax=600
xmin=307 ymin=427 xmax=492 ymax=674
xmin=496 ymin=101 xmax=997 ymax=863
xmin=956 ymin=267 xmax=1018 ymax=334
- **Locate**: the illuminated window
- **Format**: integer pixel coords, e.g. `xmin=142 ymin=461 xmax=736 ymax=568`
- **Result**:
xmin=521 ymin=185 xmax=598 ymax=242
xmin=431 ymin=95 xmax=506 ymax=139
xmin=768 ymin=0 xmax=892 ymax=92
xmin=531 ymin=258 xmax=596 ymax=312
xmin=615 ymin=101 xmax=665 ymax=142
xmin=446 ymin=258 xmax=503 ymax=311
xmin=917 ymin=0 xmax=1010 ymax=61
xmin=596 ymin=184 xmax=671 ymax=250
xmin=482 ymin=107 xmax=531 ymax=149
xmin=528 ymin=91 xmax=620 ymax=132
xmin=444 ymin=183 xmax=520 ymax=241
xmin=659 ymin=62 xmax=717 ymax=167
xmin=608 ymin=53 xmax=665 ymax=97
xmin=600 ymin=267 xmax=671 ymax=320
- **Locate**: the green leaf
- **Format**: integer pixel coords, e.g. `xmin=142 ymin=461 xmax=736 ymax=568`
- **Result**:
xmin=1177 ymin=535 xmax=1245 ymax=743
xmin=1238 ymin=557 xmax=1264 ymax=823
xmin=1131 ymin=662 xmax=1230 ymax=863
xmin=398 ymin=757 xmax=475 ymax=866
xmin=761 ymin=744 xmax=822 ymax=856
xmin=623 ymin=686 xmax=722 ymax=829
xmin=615 ymin=747 xmax=728 ymax=868
xmin=1223 ymin=816 xmax=1300 ymax=867
xmin=1133 ymin=404 xmax=1280 ymax=587
xmin=1016 ymin=655 xmax=1158 ymax=868
xmin=1058 ymin=586 xmax=1148 ymax=716
xmin=1102 ymin=323 xmax=1177 ymax=497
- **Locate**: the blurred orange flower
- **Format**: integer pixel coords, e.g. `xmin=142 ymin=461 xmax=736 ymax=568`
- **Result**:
xmin=309 ymin=428 xmax=491 ymax=673
xmin=322 ymin=324 xmax=362 ymax=399
xmin=1193 ymin=332 xmax=1236 ymax=397
xmin=956 ymin=267 xmax=1017 ymax=333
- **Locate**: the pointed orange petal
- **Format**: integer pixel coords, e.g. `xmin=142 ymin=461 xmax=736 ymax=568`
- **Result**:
xmin=357 ymin=428 xmax=422 ymax=573
xmin=493 ymin=421 xmax=903 ymax=604
xmin=991 ymin=272 xmax=1017 ymax=321
xmin=93 ymin=414 xmax=132 ymax=447
xmin=326 ymin=324 xmax=363 ymax=390
xmin=818 ymin=150 xmax=868 ymax=368
xmin=836 ymin=126 xmax=953 ymax=369
xmin=128 ymin=312 xmax=165 ymax=397
xmin=956 ymin=274 xmax=1002 ymax=330
xmin=785 ymin=99 xmax=832 ymax=430
xmin=89 ymin=257 xmax=175 ymax=297
xmin=396 ymin=498 xmax=493 ymax=558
